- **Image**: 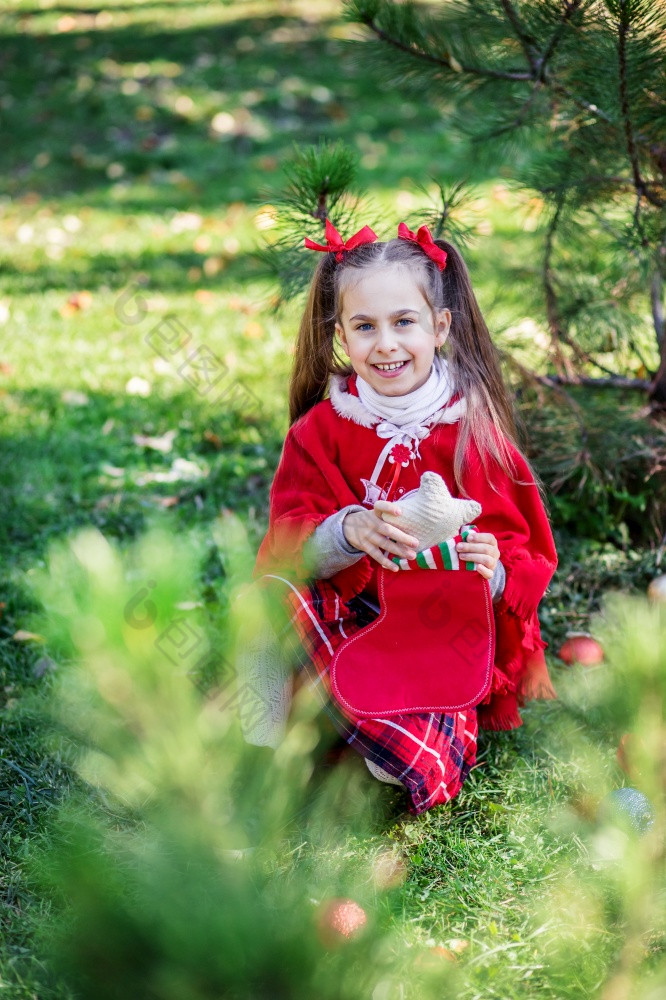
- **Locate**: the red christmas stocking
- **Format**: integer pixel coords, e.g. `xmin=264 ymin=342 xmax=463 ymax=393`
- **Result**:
xmin=330 ymin=526 xmax=495 ymax=718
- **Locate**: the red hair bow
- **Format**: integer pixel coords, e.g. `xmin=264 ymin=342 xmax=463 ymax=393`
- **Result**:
xmin=397 ymin=222 xmax=448 ymax=271
xmin=304 ymin=218 xmax=378 ymax=262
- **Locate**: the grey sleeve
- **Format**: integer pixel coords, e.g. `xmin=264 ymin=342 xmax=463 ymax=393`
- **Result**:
xmin=302 ymin=504 xmax=368 ymax=580
xmin=490 ymin=559 xmax=506 ymax=603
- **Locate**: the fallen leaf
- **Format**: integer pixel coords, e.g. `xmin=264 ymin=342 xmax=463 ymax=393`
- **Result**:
xmin=325 ymin=102 xmax=348 ymax=121
xmin=12 ymin=629 xmax=45 ymax=643
xmin=153 ymin=495 xmax=179 ymax=508
xmin=431 ymin=947 xmax=457 ymax=961
xmin=152 ymin=358 xmax=173 ymax=376
xmin=68 ymin=291 xmax=93 ymax=310
xmin=132 ymin=429 xmax=177 ymax=453
xmin=170 ymin=211 xmax=202 ymax=233
xmin=33 ymin=656 xmax=57 ymax=678
xmin=125 ymin=376 xmax=151 ymax=397
xmin=193 ymin=235 xmax=211 ymax=253
xmin=100 ymin=464 xmax=125 ymax=478
xmin=203 ymin=429 xmax=223 ymax=449
xmin=57 ymin=14 xmax=77 ymax=31
xmin=61 ymin=389 xmax=89 ymax=406
xmin=94 ymin=493 xmax=121 ymax=510
xmin=134 ymin=457 xmax=206 ymax=486
xmin=243 ymin=321 xmax=264 ymax=340
xmin=203 ymin=256 xmax=224 ymax=277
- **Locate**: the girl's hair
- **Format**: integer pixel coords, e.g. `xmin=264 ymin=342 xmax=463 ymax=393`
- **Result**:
xmin=289 ymin=235 xmax=547 ymax=502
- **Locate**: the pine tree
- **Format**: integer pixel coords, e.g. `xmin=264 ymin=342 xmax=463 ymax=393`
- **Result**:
xmin=342 ymin=0 xmax=666 ymax=406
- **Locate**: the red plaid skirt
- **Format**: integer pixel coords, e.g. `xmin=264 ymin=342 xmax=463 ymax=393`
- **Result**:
xmin=257 ymin=573 xmax=478 ymax=815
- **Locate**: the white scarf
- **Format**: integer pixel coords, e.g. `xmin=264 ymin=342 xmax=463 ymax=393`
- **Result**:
xmin=355 ymin=354 xmax=461 ymax=474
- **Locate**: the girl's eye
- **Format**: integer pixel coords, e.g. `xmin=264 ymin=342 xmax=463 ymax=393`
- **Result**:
xmin=355 ymin=318 xmax=414 ymax=331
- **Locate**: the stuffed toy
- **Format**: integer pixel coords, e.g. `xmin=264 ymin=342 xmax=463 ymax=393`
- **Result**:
xmin=380 ymin=471 xmax=482 ymax=551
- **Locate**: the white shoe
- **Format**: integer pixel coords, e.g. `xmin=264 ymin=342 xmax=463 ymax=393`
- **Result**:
xmin=364 ymin=758 xmax=403 ymax=786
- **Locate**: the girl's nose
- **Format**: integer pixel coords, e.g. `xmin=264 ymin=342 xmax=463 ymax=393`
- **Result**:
xmin=375 ymin=325 xmax=399 ymax=352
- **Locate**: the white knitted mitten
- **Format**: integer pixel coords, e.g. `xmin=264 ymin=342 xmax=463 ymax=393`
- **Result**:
xmin=236 ymin=617 xmax=293 ymax=749
xmin=364 ymin=758 xmax=403 ymax=786
xmin=381 ymin=471 xmax=482 ymax=550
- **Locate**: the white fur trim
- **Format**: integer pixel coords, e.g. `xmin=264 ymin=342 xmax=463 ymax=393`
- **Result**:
xmin=328 ymin=373 xmax=466 ymax=429
xmin=329 ymin=374 xmax=377 ymax=427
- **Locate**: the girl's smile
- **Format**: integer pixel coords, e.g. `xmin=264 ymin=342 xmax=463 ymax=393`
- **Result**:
xmin=372 ymin=359 xmax=410 ymax=377
xmin=335 ymin=265 xmax=451 ymax=396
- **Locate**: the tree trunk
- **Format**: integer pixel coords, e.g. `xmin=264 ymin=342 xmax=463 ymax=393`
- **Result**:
xmin=648 ymin=348 xmax=666 ymax=403
xmin=648 ymin=265 xmax=666 ymax=404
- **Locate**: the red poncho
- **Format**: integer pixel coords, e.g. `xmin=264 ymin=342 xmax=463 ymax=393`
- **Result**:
xmin=254 ymin=373 xmax=558 ymax=730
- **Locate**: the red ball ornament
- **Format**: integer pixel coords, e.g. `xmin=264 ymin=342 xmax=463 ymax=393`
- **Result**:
xmin=316 ymin=897 xmax=367 ymax=947
xmin=557 ymin=633 xmax=604 ymax=666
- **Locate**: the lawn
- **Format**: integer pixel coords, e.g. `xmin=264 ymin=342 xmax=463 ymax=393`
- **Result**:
xmin=0 ymin=1 xmax=664 ymax=998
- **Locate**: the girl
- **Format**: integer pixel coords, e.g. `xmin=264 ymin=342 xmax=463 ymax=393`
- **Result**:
xmin=247 ymin=219 xmax=558 ymax=816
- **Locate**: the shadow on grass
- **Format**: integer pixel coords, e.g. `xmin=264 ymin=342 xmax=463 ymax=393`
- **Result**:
xmin=1 ymin=249 xmax=270 ymax=294
xmin=0 ymin=4 xmax=476 ymax=211
xmin=0 ymin=384 xmax=283 ymax=576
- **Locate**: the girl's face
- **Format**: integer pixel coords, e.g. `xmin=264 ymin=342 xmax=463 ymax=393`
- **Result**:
xmin=334 ymin=264 xmax=451 ymax=396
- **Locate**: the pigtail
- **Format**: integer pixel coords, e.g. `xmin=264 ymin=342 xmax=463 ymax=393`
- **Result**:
xmin=289 ymin=254 xmax=351 ymax=426
xmin=434 ymin=239 xmax=550 ymax=506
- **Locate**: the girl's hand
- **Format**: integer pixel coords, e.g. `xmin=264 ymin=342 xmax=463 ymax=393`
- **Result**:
xmin=342 ymin=501 xmax=420 ymax=573
xmin=456 ymin=530 xmax=500 ymax=580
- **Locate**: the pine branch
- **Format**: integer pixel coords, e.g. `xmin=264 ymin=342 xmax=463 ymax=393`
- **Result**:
xmin=543 ymin=195 xmax=578 ymax=378
xmin=499 ymin=349 xmax=593 ymax=461
xmin=617 ymin=0 xmax=655 ymax=207
xmin=536 ymin=373 xmax=651 ymax=389
xmin=541 ymin=196 xmax=636 ymax=380
xmin=536 ymin=0 xmax=589 ymax=81
xmin=251 ymin=139 xmax=376 ymax=310
xmin=540 ymin=176 xmax=636 ymax=195
xmin=354 ymin=8 xmax=533 ymax=81
xmin=348 ymin=0 xmax=663 ymax=165
xmin=413 ymin=177 xmax=477 ymax=247
xmin=500 ymin=0 xmax=541 ymax=74
xmin=483 ymin=79 xmax=546 ymax=138
xmin=651 ymin=264 xmax=665 ymax=350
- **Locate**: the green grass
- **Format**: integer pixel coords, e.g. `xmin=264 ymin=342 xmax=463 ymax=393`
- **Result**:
xmin=0 ymin=1 xmax=663 ymax=997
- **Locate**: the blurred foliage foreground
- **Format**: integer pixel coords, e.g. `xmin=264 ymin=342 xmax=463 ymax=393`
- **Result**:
xmin=8 ymin=513 xmax=665 ymax=1000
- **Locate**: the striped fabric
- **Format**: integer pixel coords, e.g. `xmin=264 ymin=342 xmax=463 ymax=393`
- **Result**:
xmin=390 ymin=524 xmax=478 ymax=572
